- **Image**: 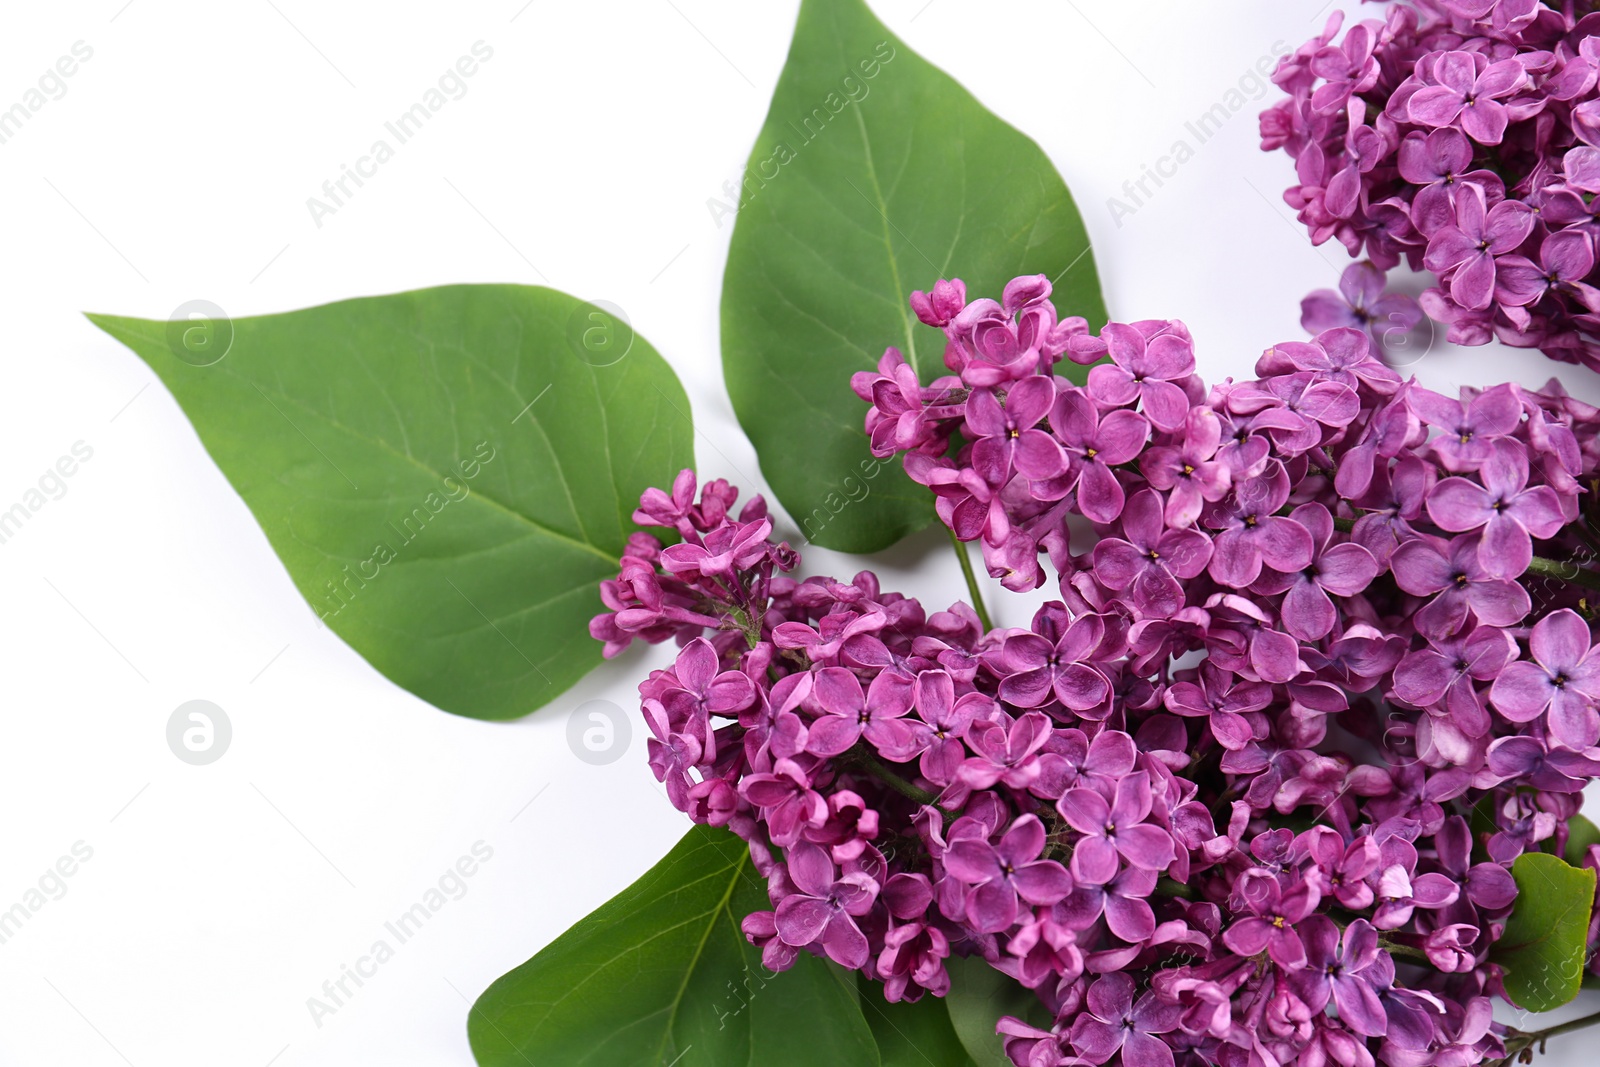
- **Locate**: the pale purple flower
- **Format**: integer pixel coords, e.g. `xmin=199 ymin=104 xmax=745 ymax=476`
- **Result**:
xmin=1252 ymin=503 xmax=1379 ymax=641
xmin=1046 ymin=388 xmax=1149 ymax=524
xmin=805 ymin=666 xmax=917 ymax=758
xmin=1222 ymin=869 xmax=1321 ymax=967
xmin=1390 ymin=533 xmax=1531 ymax=635
xmin=1043 ymin=728 xmax=1138 ymax=797
xmin=957 ymin=712 xmax=1052 ymax=793
xmin=1392 ymin=624 xmax=1515 ymax=739
xmin=1068 ymin=972 xmax=1183 ymax=1067
xmin=997 ymin=611 xmax=1112 ymax=713
xmin=1427 ymin=441 xmax=1566 ymax=578
xmin=1410 ymin=383 xmax=1522 ymax=472
xmin=1405 ymin=51 xmax=1527 ymax=145
xmin=1057 ymin=771 xmax=1176 ymax=884
xmin=1092 ymin=489 xmax=1213 ymax=619
xmin=899 ymin=669 xmax=988 ymax=779
xmin=1373 ymin=861 xmax=1459 ymax=930
xmin=1139 ymin=408 xmax=1232 ymax=528
xmin=1058 ymin=865 xmax=1159 ymax=941
xmin=1289 ymin=916 xmax=1389 ymax=1037
xmin=1485 ymin=735 xmax=1600 ymax=791
xmin=1496 ymin=230 xmax=1600 ymax=318
xmin=1305 ymin=830 xmax=1382 ymax=911
xmin=1422 ymin=186 xmax=1535 ymax=310
xmin=942 ymin=814 xmax=1072 ymax=933
xmin=966 ymin=376 xmax=1066 ymax=485
xmin=774 ymin=842 xmax=878 ymax=968
xmin=1301 ymin=266 xmax=1423 ymax=360
xmin=1204 ymin=465 xmax=1315 ymax=587
xmin=1489 ymin=608 xmax=1600 ymax=747
xmin=1163 ymin=661 xmax=1270 ymax=751
xmin=1086 ymin=321 xmax=1195 ymax=432
xmin=741 ymin=757 xmax=826 ymax=846
xmin=1396 ymin=127 xmax=1503 ymax=232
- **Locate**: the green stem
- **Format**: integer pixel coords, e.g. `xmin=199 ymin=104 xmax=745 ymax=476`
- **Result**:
xmin=848 ymin=746 xmax=942 ymax=809
xmin=1525 ymin=553 xmax=1600 ymax=594
xmin=948 ymin=528 xmax=994 ymax=632
xmin=1376 ymin=937 xmax=1431 ymax=963
xmin=1497 ymin=1008 xmax=1600 ymax=1065
xmin=1155 ymin=876 xmax=1194 ymax=900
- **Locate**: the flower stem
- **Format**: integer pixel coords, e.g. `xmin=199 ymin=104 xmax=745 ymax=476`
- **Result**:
xmin=847 ymin=745 xmax=941 ymax=809
xmin=1525 ymin=553 xmax=1600 ymax=593
xmin=948 ymin=528 xmax=994 ymax=631
xmin=1376 ymin=936 xmax=1431 ymax=963
xmin=1497 ymin=1008 xmax=1600 ymax=1065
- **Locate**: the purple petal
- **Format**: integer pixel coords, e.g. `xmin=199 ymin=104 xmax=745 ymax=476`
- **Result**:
xmin=1012 ymin=862 xmax=1073 ymax=905
xmin=1070 ymin=835 xmax=1120 ymax=886
xmin=1057 ymin=788 xmax=1110 ymax=835
xmin=775 ymin=897 xmax=831 ymax=946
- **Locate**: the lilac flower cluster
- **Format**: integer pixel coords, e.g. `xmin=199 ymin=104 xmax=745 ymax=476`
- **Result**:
xmin=587 ymin=266 xmax=1600 ymax=1066
xmin=854 ymin=273 xmax=1600 ymax=1064
xmin=1262 ymin=1 xmax=1600 ymax=371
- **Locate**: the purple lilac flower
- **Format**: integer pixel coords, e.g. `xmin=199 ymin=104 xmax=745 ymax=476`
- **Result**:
xmin=1427 ymin=441 xmax=1566 ymax=578
xmin=589 ymin=274 xmax=1600 ymax=1067
xmin=942 ymin=814 xmax=1072 ymax=933
xmin=1490 ymin=608 xmax=1600 ymax=747
xmin=1069 ymin=973 xmax=1184 ymax=1067
xmin=1262 ymin=2 xmax=1600 ymax=372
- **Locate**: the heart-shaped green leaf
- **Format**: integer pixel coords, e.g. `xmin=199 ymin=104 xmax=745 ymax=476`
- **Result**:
xmin=468 ymin=823 xmax=880 ymax=1066
xmin=90 ymin=285 xmax=692 ymax=719
xmin=942 ymin=955 xmax=1050 ymax=1067
xmin=721 ymin=0 xmax=1105 ymax=553
xmin=857 ymin=974 xmax=979 ymax=1067
xmin=1492 ymin=851 xmax=1597 ymax=1012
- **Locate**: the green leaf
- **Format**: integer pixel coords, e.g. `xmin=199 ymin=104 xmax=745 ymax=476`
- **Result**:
xmin=1492 ymin=852 xmax=1597 ymax=1012
xmin=942 ymin=956 xmax=1049 ymax=1067
xmin=468 ymin=824 xmax=881 ymax=1067
xmin=856 ymin=975 xmax=979 ymax=1067
xmin=89 ymin=285 xmax=692 ymax=719
xmin=721 ymin=0 xmax=1106 ymax=553
xmin=1567 ymin=814 xmax=1600 ymax=867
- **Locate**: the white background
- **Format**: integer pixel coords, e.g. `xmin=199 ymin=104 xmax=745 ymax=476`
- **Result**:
xmin=1 ymin=0 xmax=1596 ymax=1064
